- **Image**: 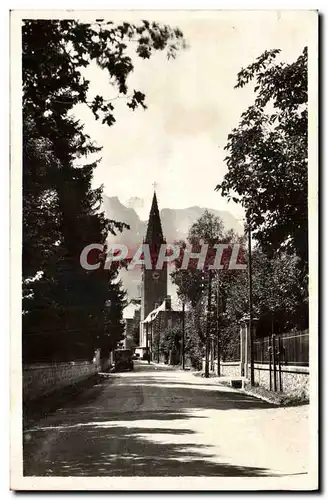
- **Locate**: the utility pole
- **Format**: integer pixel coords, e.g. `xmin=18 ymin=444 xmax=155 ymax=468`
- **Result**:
xmin=248 ymin=222 xmax=255 ymax=386
xmin=205 ymin=270 xmax=212 ymax=378
xmin=182 ymin=300 xmax=185 ymax=369
xmin=147 ymin=323 xmax=151 ymax=364
xmin=216 ymin=276 xmax=220 ymax=377
xmin=145 ymin=323 xmax=149 ymax=362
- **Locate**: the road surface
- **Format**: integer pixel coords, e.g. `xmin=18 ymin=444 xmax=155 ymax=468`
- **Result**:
xmin=23 ymin=361 xmax=309 ymax=477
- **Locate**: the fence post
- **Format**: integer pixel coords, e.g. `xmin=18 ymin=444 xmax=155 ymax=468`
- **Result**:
xmin=269 ymin=335 xmax=272 ymax=391
xmin=272 ymin=334 xmax=277 ymax=392
xmin=240 ymin=319 xmax=248 ymax=378
xmin=278 ymin=336 xmax=283 ymax=392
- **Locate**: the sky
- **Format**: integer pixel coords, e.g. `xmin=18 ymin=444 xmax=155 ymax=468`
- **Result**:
xmin=73 ymin=10 xmax=315 ymax=222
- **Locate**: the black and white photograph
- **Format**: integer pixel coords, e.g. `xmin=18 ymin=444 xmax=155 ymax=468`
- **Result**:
xmin=10 ymin=9 xmax=318 ymax=491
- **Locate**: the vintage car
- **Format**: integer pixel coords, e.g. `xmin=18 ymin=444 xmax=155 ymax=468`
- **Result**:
xmin=113 ymin=349 xmax=134 ymax=372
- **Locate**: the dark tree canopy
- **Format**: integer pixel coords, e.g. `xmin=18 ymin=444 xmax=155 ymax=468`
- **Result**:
xmin=23 ymin=19 xmax=185 ymax=130
xmin=216 ymin=48 xmax=308 ymax=272
xmin=22 ymin=19 xmax=185 ymax=362
xmin=23 ymin=19 xmax=185 ymax=280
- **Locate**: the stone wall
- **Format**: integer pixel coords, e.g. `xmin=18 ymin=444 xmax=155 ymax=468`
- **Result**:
xmin=23 ymin=361 xmax=100 ymax=402
xmin=218 ymin=361 xmax=241 ymax=378
xmin=254 ymin=363 xmax=309 ymax=396
xmin=201 ymin=359 xmax=241 ymax=378
xmin=201 ymin=359 xmax=309 ymax=396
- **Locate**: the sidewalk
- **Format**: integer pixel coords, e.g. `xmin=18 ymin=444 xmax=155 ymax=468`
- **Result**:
xmin=149 ymin=359 xmax=310 ymax=407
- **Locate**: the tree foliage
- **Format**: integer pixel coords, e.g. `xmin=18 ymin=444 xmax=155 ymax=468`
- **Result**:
xmin=159 ymin=324 xmax=181 ymax=355
xmin=22 ymin=19 xmax=185 ymax=361
xmin=23 ymin=19 xmax=185 ymax=133
xmin=224 ymin=248 xmax=308 ymax=345
xmin=171 ymin=210 xmax=245 ymax=346
xmin=171 ymin=212 xmax=307 ymax=363
xmin=216 ymin=48 xmax=308 ymax=273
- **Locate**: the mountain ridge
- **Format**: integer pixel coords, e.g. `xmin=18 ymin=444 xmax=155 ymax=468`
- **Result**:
xmin=103 ymin=195 xmax=243 ymax=241
xmin=102 ymin=195 xmax=243 ymax=303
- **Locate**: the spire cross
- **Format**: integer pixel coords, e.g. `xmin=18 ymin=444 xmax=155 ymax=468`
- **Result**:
xmin=152 ymin=181 xmax=158 ymax=192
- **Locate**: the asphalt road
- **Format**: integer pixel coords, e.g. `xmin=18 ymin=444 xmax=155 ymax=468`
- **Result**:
xmin=23 ymin=361 xmax=309 ymax=477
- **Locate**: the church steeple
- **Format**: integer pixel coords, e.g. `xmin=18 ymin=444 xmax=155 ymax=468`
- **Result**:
xmin=144 ymin=191 xmax=165 ymax=244
xmin=140 ymin=190 xmax=168 ymax=328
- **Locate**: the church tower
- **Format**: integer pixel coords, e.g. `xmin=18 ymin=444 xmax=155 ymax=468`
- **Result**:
xmin=140 ymin=191 xmax=168 ymax=345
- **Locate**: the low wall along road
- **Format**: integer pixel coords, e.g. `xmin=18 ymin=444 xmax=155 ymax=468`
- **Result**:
xmin=203 ymin=359 xmax=309 ymax=397
xmin=23 ymin=361 xmax=99 ymax=402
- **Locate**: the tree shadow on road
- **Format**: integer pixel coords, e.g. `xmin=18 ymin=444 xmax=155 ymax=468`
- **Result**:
xmin=23 ymin=423 xmax=276 ymax=477
xmin=24 ymin=369 xmax=276 ymax=432
xmin=23 ymin=367 xmax=285 ymax=478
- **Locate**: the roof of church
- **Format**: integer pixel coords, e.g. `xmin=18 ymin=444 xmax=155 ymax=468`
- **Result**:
xmin=142 ymin=299 xmax=166 ymax=323
xmin=144 ymin=191 xmax=165 ymax=244
xmin=142 ymin=296 xmax=183 ymax=323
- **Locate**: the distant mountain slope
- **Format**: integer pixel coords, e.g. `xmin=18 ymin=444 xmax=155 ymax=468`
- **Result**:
xmin=102 ymin=195 xmax=243 ymax=301
xmin=160 ymin=206 xmax=243 ymax=242
xmin=103 ymin=196 xmax=242 ymax=244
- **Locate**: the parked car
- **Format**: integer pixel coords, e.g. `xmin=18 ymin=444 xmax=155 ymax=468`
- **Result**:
xmin=113 ymin=349 xmax=134 ymax=372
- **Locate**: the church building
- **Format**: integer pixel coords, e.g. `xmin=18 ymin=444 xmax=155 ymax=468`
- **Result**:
xmin=139 ymin=191 xmax=167 ymax=350
xmin=138 ymin=191 xmax=182 ymax=359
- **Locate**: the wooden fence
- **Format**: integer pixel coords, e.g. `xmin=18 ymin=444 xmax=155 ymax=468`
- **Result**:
xmin=253 ymin=330 xmax=309 ymax=367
